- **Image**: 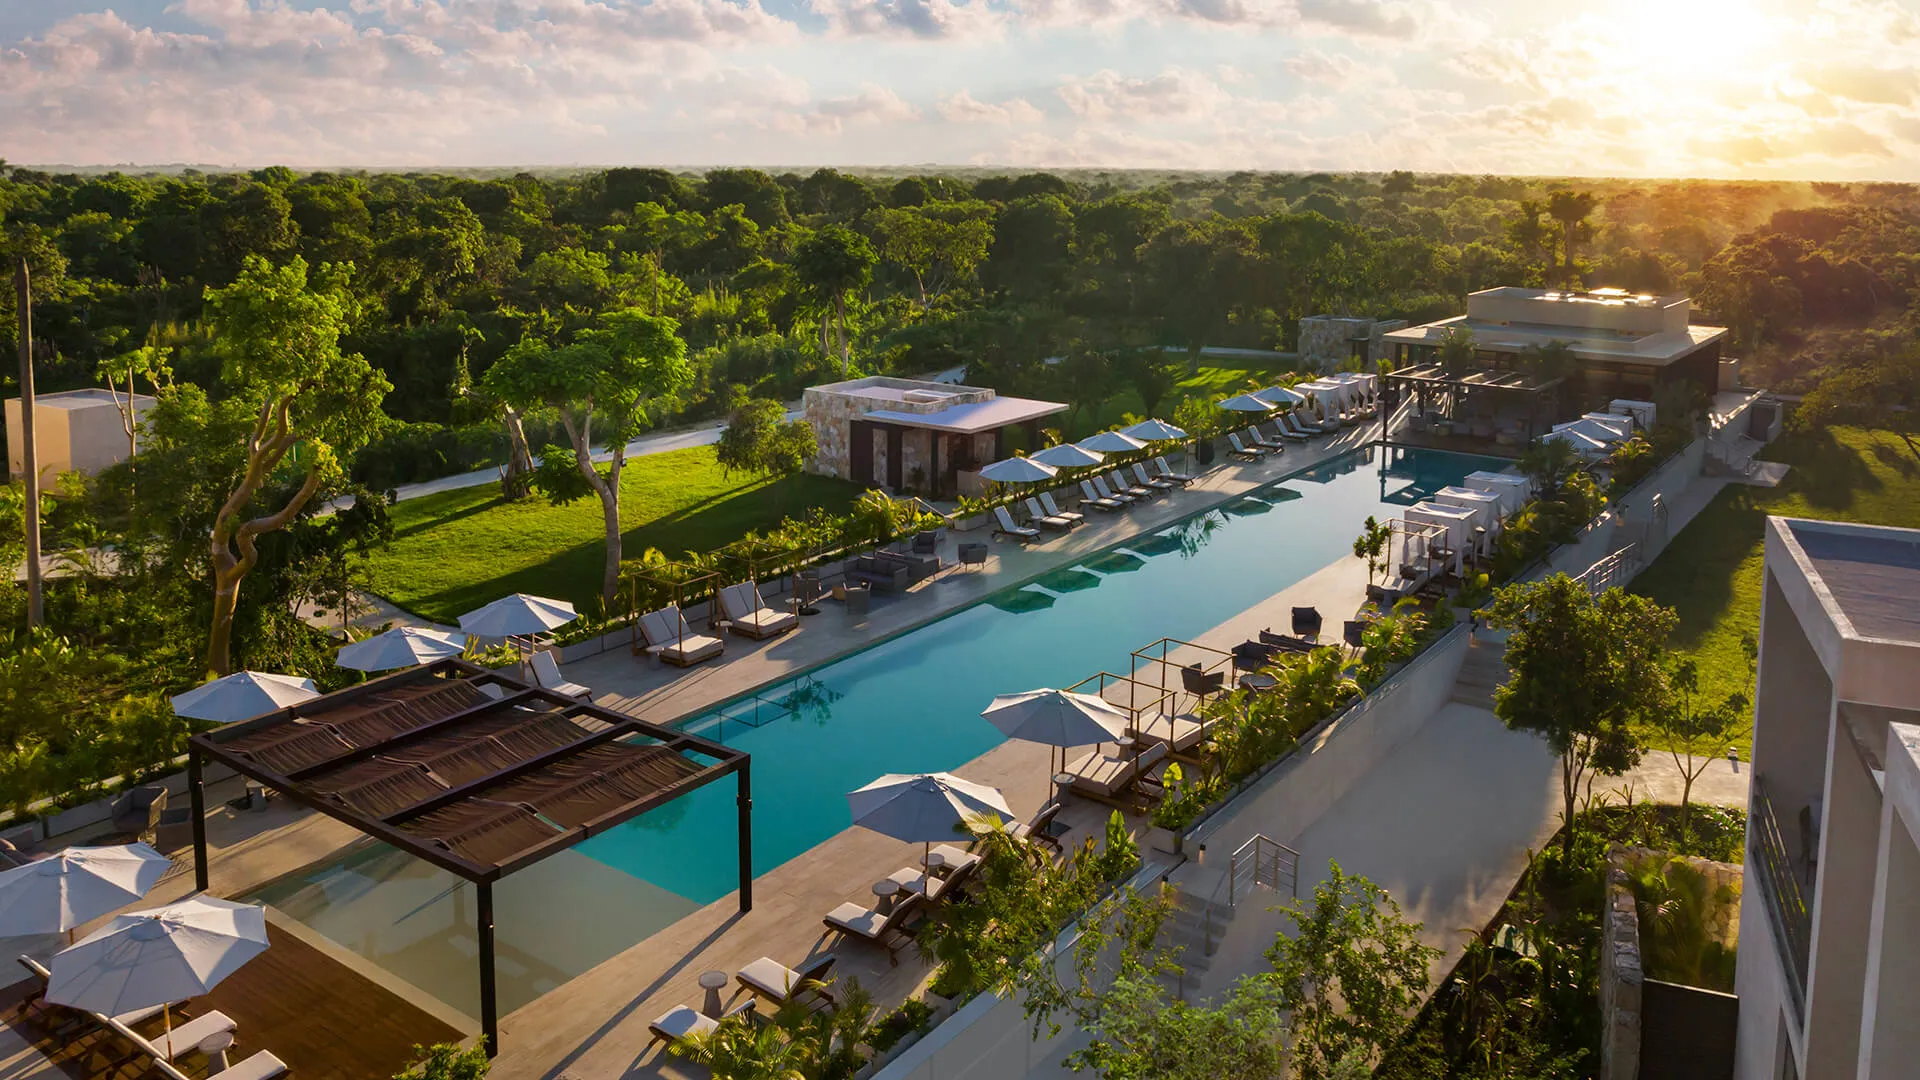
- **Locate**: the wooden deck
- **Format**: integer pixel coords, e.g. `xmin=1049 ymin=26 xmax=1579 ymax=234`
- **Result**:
xmin=0 ymin=926 xmax=459 ymax=1080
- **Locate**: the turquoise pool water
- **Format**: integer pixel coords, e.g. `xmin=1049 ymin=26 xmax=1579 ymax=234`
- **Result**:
xmin=576 ymin=444 xmax=1497 ymax=902
xmin=251 ymin=444 xmax=1499 ymax=1018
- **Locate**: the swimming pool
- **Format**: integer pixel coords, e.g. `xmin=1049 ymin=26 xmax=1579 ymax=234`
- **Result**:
xmin=253 ymin=444 xmax=1500 ymax=1018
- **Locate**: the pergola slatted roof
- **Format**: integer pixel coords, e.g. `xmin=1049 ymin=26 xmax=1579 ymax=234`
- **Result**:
xmin=185 ymin=658 xmax=754 ymax=1057
xmin=1382 ymin=362 xmax=1563 ymax=392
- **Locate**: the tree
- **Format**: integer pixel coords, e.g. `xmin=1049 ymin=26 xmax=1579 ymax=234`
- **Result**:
xmin=1520 ymin=339 xmax=1575 ymax=384
xmin=482 ymin=311 xmax=693 ymax=603
xmin=1264 ymin=862 xmax=1439 ymax=1080
xmin=1517 ymin=434 xmax=1580 ymax=500
xmin=1799 ymin=343 xmax=1920 ymax=466
xmin=1545 ymin=189 xmax=1598 ymax=289
xmin=1352 ymin=515 xmax=1391 ymax=585
xmin=793 ymin=225 xmax=876 ymax=376
xmin=1114 ymin=349 xmax=1179 ymax=419
xmin=1483 ymin=576 xmax=1676 ymax=855
xmin=1056 ymin=347 xmax=1116 ymax=432
xmin=393 ymin=1041 xmax=490 ymax=1080
xmin=1505 ymin=199 xmax=1554 ymax=286
xmin=200 ymin=255 xmax=389 ymax=676
xmin=869 ymin=205 xmax=993 ymax=312
xmin=1653 ymin=657 xmax=1748 ymax=842
xmin=95 ymin=342 xmax=173 ymax=499
xmin=1437 ymin=325 xmax=1475 ymax=377
xmin=716 ymin=394 xmax=818 ymax=485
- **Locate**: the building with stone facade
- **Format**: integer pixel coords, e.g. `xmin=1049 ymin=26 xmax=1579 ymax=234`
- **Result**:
xmin=1734 ymin=516 xmax=1920 ymax=1080
xmin=6 ymin=387 xmax=156 ymax=495
xmin=801 ymin=376 xmax=1068 ymax=496
xmin=1297 ymin=315 xmax=1408 ymax=371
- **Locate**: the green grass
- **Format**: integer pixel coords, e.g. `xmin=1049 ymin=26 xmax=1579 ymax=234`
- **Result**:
xmin=1631 ymin=426 xmax=1920 ymax=754
xmin=1067 ymin=361 xmax=1296 ymax=439
xmin=365 ymin=445 xmax=861 ymax=623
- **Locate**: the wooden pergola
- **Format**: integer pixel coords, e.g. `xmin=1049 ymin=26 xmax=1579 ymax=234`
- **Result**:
xmin=1380 ymin=363 xmax=1565 ymax=445
xmin=186 ymin=659 xmax=751 ymax=1055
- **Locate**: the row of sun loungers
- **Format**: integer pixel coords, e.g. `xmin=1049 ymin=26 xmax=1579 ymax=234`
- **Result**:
xmin=994 ymin=459 xmax=1192 ymax=541
xmin=15 ymin=956 xmax=287 ymax=1080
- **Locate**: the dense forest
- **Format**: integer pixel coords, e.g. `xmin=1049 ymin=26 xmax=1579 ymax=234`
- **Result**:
xmin=2 ymin=163 xmax=1917 ymax=814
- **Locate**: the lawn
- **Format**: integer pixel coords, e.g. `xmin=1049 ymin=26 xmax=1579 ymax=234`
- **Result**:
xmin=1630 ymin=425 xmax=1920 ymax=754
xmin=365 ymin=445 xmax=862 ymax=624
xmin=1069 ymin=359 xmax=1295 ymax=439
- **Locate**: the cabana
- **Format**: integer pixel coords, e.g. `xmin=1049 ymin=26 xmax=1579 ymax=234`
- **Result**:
xmin=1432 ymin=486 xmax=1505 ymax=538
xmin=1329 ymin=371 xmax=1378 ymax=407
xmin=1294 ymin=378 xmax=1352 ymax=426
xmin=1405 ymin=501 xmax=1480 ymax=573
xmin=1465 ymin=471 xmax=1532 ymax=516
xmin=186 ymin=660 xmax=752 ymax=1056
xmin=1577 ymin=412 xmax=1636 ymax=440
xmin=1387 ymin=518 xmax=1449 ymax=596
xmin=1609 ymin=399 xmax=1657 ymax=429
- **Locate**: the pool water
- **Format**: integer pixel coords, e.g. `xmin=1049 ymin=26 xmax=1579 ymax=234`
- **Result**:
xmin=252 ymin=445 xmax=1499 ymax=1019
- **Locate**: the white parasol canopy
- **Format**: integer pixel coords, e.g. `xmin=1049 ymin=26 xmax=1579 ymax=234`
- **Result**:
xmin=47 ymin=895 xmax=269 ymax=1022
xmin=0 ymin=844 xmax=171 ymax=938
xmin=982 ymin=688 xmax=1130 ymax=774
xmin=458 ymin=593 xmax=579 ymax=638
xmin=1119 ymin=419 xmax=1188 ymax=442
xmin=1078 ymin=430 xmax=1146 ymax=454
xmin=848 ymin=772 xmax=1012 ymax=860
xmin=1217 ymin=394 xmax=1276 ymax=413
xmin=979 ymin=457 xmax=1058 ymax=484
xmin=1254 ymin=385 xmax=1306 ymax=406
xmin=335 ymin=626 xmax=468 ymax=672
xmin=1030 ymin=443 xmax=1105 ymax=469
xmin=171 ymin=671 xmax=318 ymax=723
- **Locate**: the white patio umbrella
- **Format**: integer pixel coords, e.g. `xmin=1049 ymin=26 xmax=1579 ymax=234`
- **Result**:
xmin=1078 ymin=430 xmax=1146 ymax=454
xmin=0 ymin=844 xmax=171 ymax=941
xmin=1030 ymin=443 xmax=1104 ymax=469
xmin=1218 ymin=393 xmax=1277 ymax=413
xmin=457 ymin=593 xmax=578 ymax=638
xmin=979 ymin=456 xmax=1058 ymax=485
xmin=1254 ymin=385 xmax=1307 ymax=406
xmin=848 ymin=772 xmax=1012 ymax=865
xmin=336 ymin=626 xmax=468 ymax=672
xmin=981 ymin=688 xmax=1130 ymax=774
xmin=1120 ymin=419 xmax=1188 ymax=442
xmin=170 ymin=671 xmax=318 ymax=723
xmin=47 ymin=895 xmax=269 ymax=1040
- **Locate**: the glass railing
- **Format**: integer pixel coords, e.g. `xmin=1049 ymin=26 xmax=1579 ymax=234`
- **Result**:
xmin=1751 ymin=776 xmax=1812 ymax=1022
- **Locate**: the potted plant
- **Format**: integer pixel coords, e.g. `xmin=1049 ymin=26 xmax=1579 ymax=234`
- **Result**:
xmin=1147 ymin=764 xmax=1211 ymax=855
xmin=951 ymin=495 xmax=993 ymax=532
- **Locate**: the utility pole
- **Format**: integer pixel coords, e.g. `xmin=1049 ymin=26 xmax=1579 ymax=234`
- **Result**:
xmin=15 ymin=256 xmax=43 ymax=628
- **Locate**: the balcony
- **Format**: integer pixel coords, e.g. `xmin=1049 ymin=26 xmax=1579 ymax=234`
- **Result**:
xmin=1751 ymin=776 xmax=1813 ymax=1021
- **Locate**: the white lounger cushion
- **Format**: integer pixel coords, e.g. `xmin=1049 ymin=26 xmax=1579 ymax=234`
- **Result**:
xmin=1135 ymin=712 xmax=1209 ymax=753
xmin=825 ymin=902 xmax=889 ymax=938
xmin=529 ymin=651 xmax=590 ymax=698
xmin=211 ymin=1052 xmax=289 ymax=1080
xmin=1065 ymin=750 xmax=1133 ymax=797
xmin=148 ymin=1011 xmax=237 ymax=1061
xmin=736 ymin=955 xmax=833 ymax=1002
xmin=650 ymin=1005 xmax=719 ymax=1041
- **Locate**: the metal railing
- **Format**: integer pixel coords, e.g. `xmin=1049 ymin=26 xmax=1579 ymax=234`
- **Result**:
xmin=1571 ymin=543 xmax=1640 ymax=596
xmin=1751 ymin=777 xmax=1811 ymax=1023
xmin=1230 ymin=832 xmax=1300 ymax=904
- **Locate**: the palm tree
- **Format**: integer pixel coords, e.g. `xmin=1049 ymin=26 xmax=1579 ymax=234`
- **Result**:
xmin=1545 ymin=190 xmax=1598 ymax=289
xmin=1437 ymin=326 xmax=1476 ymax=377
xmin=1518 ymin=436 xmax=1580 ymax=500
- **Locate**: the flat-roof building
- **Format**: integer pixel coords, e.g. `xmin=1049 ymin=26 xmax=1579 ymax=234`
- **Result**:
xmin=1382 ymin=287 xmax=1729 ymax=404
xmin=1736 ymin=517 xmax=1920 ymax=1080
xmin=6 ymin=387 xmax=156 ymax=494
xmin=802 ymin=376 xmax=1068 ymax=495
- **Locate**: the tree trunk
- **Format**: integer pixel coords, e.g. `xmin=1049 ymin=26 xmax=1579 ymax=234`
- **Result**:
xmin=1560 ymin=751 xmax=1580 ymax=857
xmin=835 ymin=294 xmax=850 ymax=377
xmin=205 ymin=399 xmax=324 ymax=676
xmin=501 ymin=405 xmax=535 ymax=500
xmin=560 ymin=412 xmax=623 ymax=605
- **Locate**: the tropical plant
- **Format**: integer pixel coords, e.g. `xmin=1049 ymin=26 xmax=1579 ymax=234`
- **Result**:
xmin=1626 ymin=857 xmax=1740 ymax=992
xmin=1090 ymin=809 xmax=1141 ymax=882
xmin=1517 ymin=436 xmax=1581 ymax=501
xmin=1352 ymin=514 xmax=1392 ymax=585
xmin=1437 ymin=326 xmax=1476 ymax=377
xmin=393 ymin=1041 xmax=490 ymax=1080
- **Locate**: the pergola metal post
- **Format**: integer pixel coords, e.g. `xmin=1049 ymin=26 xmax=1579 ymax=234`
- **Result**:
xmin=189 ymin=747 xmax=209 ymax=892
xmin=737 ymin=760 xmax=754 ymax=913
xmin=478 ymin=880 xmax=498 ymax=1057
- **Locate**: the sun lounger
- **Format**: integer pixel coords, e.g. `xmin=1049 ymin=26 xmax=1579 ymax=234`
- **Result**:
xmin=1108 ymin=470 xmax=1157 ymax=500
xmin=1091 ymin=475 xmax=1136 ymax=505
xmin=1284 ymin=413 xmax=1323 ymax=437
xmin=1225 ymin=433 xmax=1266 ymax=461
xmin=1064 ymin=741 xmax=1169 ymax=813
xmin=1133 ymin=712 xmax=1211 ymax=758
xmin=1024 ymin=497 xmax=1074 ymax=531
xmin=529 ymin=650 xmax=592 ymax=699
xmin=993 ymin=504 xmax=1041 ymax=542
xmin=1247 ymin=426 xmax=1286 ymax=452
xmin=736 ymin=952 xmax=837 ymax=1008
xmin=1270 ymin=418 xmax=1308 ymax=442
xmin=921 ymin=843 xmax=984 ymax=876
xmin=208 ymin=1052 xmax=289 ymax=1080
xmin=638 ymin=605 xmax=725 ymax=667
xmin=1008 ymin=801 xmax=1065 ymax=852
xmin=647 ymin=999 xmax=756 ymax=1050
xmin=1039 ymin=490 xmax=1085 ymax=524
xmin=1079 ymin=479 xmax=1125 ymax=511
xmin=823 ymin=891 xmax=923 ymax=964
xmin=717 ymin=581 xmax=799 ymax=640
xmin=1132 ymin=462 xmax=1177 ymax=493
xmin=107 ymin=1011 xmax=236 ymax=1064
xmin=1153 ymin=457 xmax=1195 ymax=485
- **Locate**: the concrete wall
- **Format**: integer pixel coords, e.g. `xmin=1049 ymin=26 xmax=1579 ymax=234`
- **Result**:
xmin=6 ymin=389 xmax=155 ymax=492
xmin=874 ymin=626 xmax=1474 ymax=1080
xmin=1466 ymin=289 xmax=1692 ymax=337
xmin=1859 ymin=724 xmax=1920 ymax=1079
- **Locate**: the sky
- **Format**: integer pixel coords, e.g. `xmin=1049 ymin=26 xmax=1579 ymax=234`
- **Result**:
xmin=4 ymin=0 xmax=1920 ymax=177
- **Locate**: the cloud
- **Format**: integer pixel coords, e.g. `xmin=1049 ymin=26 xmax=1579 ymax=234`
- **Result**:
xmin=1056 ymin=68 xmax=1234 ymax=122
xmin=938 ymin=90 xmax=1043 ymax=125
xmin=805 ymin=84 xmax=919 ymax=133
xmin=1295 ymin=0 xmax=1416 ymax=39
xmin=810 ymin=0 xmax=1003 ymax=39
xmin=1800 ymin=65 xmax=1920 ymax=106
xmin=1283 ymin=48 xmax=1360 ymax=86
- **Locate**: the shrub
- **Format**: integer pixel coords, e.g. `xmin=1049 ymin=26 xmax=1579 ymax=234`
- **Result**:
xmin=869 ymin=998 xmax=935 ymax=1053
xmin=352 ymin=422 xmax=504 ymax=490
xmin=393 ymin=1042 xmax=489 ymax=1080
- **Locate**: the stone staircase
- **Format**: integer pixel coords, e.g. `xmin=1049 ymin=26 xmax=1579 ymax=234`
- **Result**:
xmin=1159 ymin=873 xmax=1231 ymax=990
xmin=1451 ymin=631 xmax=1510 ymax=707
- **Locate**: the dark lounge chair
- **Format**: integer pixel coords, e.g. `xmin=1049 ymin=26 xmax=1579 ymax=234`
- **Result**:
xmin=958 ymin=542 xmax=989 ymax=571
xmin=1258 ymin=628 xmax=1321 ymax=654
xmin=1180 ymin=662 xmax=1226 ymax=706
xmin=851 ymin=553 xmax=912 ymax=592
xmin=1291 ymin=606 xmax=1324 ymax=640
xmin=111 ymin=786 xmax=167 ymax=845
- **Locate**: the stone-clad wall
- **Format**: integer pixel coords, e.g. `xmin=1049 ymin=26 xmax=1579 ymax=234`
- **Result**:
xmin=803 ymin=378 xmax=995 ymax=484
xmin=1298 ymin=316 xmax=1409 ymax=372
